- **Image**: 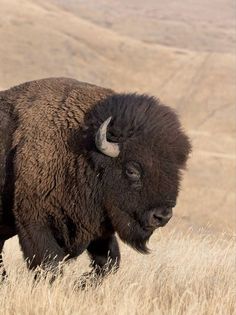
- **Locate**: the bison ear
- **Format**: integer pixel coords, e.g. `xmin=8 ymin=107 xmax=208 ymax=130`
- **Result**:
xmin=95 ymin=116 xmax=120 ymax=158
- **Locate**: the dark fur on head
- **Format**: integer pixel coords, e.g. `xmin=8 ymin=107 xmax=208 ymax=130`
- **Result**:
xmin=83 ymin=93 xmax=191 ymax=253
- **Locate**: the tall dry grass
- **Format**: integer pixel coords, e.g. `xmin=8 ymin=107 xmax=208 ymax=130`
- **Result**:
xmin=0 ymin=228 xmax=235 ymax=315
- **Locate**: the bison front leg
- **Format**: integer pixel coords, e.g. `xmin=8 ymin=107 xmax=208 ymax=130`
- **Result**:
xmin=79 ymin=235 xmax=120 ymax=289
xmin=16 ymin=221 xmax=66 ymax=273
xmin=87 ymin=234 xmax=120 ymax=277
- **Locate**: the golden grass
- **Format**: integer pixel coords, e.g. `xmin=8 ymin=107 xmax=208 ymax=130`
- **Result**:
xmin=0 ymin=229 xmax=235 ymax=315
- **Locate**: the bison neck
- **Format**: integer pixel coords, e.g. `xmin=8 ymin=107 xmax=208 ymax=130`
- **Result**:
xmin=47 ymin=155 xmax=113 ymax=256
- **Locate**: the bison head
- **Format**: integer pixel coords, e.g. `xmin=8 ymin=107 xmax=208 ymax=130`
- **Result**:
xmin=85 ymin=93 xmax=191 ymax=253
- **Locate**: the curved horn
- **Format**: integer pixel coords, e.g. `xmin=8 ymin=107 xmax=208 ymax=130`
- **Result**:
xmin=95 ymin=116 xmax=120 ymax=158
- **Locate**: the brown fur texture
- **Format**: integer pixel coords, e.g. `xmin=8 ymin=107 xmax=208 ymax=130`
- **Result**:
xmin=0 ymin=77 xmax=191 ymax=278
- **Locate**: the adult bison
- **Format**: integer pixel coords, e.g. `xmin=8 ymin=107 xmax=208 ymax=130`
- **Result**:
xmin=0 ymin=77 xmax=191 ymax=279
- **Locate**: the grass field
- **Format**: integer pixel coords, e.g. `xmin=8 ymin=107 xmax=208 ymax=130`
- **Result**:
xmin=1 ymin=229 xmax=235 ymax=315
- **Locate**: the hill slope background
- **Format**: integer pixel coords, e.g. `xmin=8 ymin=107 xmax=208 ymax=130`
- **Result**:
xmin=0 ymin=1 xmax=235 ymax=314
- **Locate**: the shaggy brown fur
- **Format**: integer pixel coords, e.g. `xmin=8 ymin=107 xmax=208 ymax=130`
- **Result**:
xmin=0 ymin=78 xmax=191 ymax=279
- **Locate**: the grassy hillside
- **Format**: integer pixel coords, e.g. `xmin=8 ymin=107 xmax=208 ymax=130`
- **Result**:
xmin=49 ymin=0 xmax=236 ymax=53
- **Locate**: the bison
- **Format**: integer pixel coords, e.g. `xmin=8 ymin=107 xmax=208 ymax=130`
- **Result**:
xmin=0 ymin=77 xmax=191 ymax=280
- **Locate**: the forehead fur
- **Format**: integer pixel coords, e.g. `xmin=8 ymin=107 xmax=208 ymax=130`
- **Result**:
xmin=87 ymin=93 xmax=191 ymax=166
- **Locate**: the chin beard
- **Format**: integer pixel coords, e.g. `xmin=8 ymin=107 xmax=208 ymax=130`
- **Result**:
xmin=118 ymin=225 xmax=152 ymax=254
xmin=106 ymin=204 xmax=153 ymax=254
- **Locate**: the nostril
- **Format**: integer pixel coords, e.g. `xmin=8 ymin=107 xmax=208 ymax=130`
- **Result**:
xmin=150 ymin=208 xmax=173 ymax=225
xmin=148 ymin=208 xmax=173 ymax=228
xmin=153 ymin=213 xmax=164 ymax=223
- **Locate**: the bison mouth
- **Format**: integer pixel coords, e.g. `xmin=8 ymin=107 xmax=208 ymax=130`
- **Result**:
xmin=105 ymin=203 xmax=154 ymax=254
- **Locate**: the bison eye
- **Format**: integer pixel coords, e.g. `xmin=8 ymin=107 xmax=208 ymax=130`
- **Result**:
xmin=125 ymin=162 xmax=141 ymax=182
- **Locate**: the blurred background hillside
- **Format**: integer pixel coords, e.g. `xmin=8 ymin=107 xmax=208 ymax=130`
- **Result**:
xmin=0 ymin=0 xmax=235 ymax=233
